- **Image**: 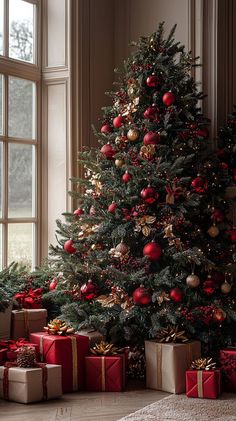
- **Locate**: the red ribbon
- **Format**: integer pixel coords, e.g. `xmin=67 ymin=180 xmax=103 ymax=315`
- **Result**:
xmin=14 ymin=288 xmax=43 ymax=309
xmin=3 ymin=361 xmax=48 ymax=400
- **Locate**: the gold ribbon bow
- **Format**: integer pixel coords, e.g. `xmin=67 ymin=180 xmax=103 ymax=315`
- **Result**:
xmin=44 ymin=319 xmax=75 ymax=335
xmin=190 ymin=357 xmax=217 ymax=371
xmin=90 ymin=341 xmax=118 ymax=356
xmin=156 ymin=326 xmax=189 ymax=343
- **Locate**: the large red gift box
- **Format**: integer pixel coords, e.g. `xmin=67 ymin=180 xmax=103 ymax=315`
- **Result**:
xmin=219 ymin=349 xmax=236 ymax=392
xmin=186 ymin=369 xmax=221 ymax=399
xmin=85 ymin=355 xmax=125 ymax=392
xmin=30 ymin=332 xmax=89 ymax=393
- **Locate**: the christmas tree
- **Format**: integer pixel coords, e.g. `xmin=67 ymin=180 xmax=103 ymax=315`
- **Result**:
xmin=44 ymin=23 xmax=236 ymax=354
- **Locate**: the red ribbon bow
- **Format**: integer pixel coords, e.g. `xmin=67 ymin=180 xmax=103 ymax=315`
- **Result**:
xmin=14 ymin=288 xmax=43 ymax=309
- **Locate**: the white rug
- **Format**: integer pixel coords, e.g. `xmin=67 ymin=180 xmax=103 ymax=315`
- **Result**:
xmin=117 ymin=394 xmax=236 ymax=421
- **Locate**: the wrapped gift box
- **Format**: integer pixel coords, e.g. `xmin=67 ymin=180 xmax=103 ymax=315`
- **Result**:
xmin=0 ymin=364 xmax=62 ymax=403
xmin=11 ymin=309 xmax=47 ymax=340
xmin=0 ymin=303 xmax=13 ymax=340
xmin=85 ymin=355 xmax=125 ymax=392
xmin=219 ymin=349 xmax=236 ymax=392
xmin=0 ymin=348 xmax=7 ymax=365
xmin=186 ymin=369 xmax=221 ymax=398
xmin=76 ymin=329 xmax=104 ymax=347
xmin=5 ymin=339 xmax=40 ymax=362
xmin=30 ymin=332 xmax=89 ymax=393
xmin=145 ymin=340 xmax=201 ymax=394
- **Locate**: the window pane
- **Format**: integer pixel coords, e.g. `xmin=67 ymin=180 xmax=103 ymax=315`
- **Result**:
xmin=0 ymin=75 xmax=3 ymax=135
xmin=8 ymin=223 xmax=33 ymax=269
xmin=8 ymin=143 xmax=35 ymax=218
xmin=0 ymin=0 xmax=3 ymax=56
xmin=8 ymin=76 xmax=36 ymax=139
xmin=9 ymin=0 xmax=35 ymax=63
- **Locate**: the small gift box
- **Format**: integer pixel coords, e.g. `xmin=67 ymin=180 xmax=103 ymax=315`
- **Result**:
xmin=85 ymin=341 xmax=126 ymax=392
xmin=186 ymin=357 xmax=221 ymax=399
xmin=76 ymin=329 xmax=104 ymax=347
xmin=4 ymin=339 xmax=40 ymax=362
xmin=11 ymin=309 xmax=47 ymax=340
xmin=145 ymin=327 xmax=201 ymax=394
xmin=30 ymin=320 xmax=89 ymax=393
xmin=0 ymin=303 xmax=13 ymax=340
xmin=0 ymin=363 xmax=62 ymax=403
xmin=219 ymin=348 xmax=236 ymax=392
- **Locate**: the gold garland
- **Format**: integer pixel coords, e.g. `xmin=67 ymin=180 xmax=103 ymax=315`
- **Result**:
xmin=190 ymin=357 xmax=217 ymax=371
xmin=44 ymin=319 xmax=75 ymax=335
xmin=156 ymin=326 xmax=189 ymax=343
xmin=90 ymin=341 xmax=118 ymax=356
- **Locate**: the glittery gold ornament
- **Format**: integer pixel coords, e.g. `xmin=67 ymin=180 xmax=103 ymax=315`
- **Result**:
xmin=156 ymin=326 xmax=189 ymax=343
xmin=115 ymin=241 xmax=130 ymax=255
xmin=190 ymin=357 xmax=216 ymax=371
xmin=115 ymin=159 xmax=124 ymax=168
xmin=127 ymin=129 xmax=139 ymax=142
xmin=90 ymin=341 xmax=118 ymax=356
xmin=186 ymin=273 xmax=200 ymax=288
xmin=207 ymin=224 xmax=220 ymax=238
xmin=221 ymin=281 xmax=232 ymax=294
xmin=44 ymin=319 xmax=74 ymax=335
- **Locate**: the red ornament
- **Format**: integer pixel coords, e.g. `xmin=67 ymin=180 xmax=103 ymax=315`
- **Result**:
xmin=229 ymin=229 xmax=236 ymax=242
xmin=73 ymin=208 xmax=84 ymax=217
xmin=211 ymin=209 xmax=224 ymax=223
xmin=64 ymin=239 xmax=76 ymax=254
xmin=203 ymin=277 xmax=215 ymax=295
xmin=133 ymin=285 xmax=152 ymax=305
xmin=195 ymin=128 xmax=209 ymax=139
xmin=100 ymin=143 xmax=116 ymax=159
xmin=122 ymin=171 xmax=132 ymax=183
xmin=108 ymin=202 xmax=117 ymax=213
xmin=143 ymin=131 xmax=160 ymax=146
xmin=49 ymin=278 xmax=57 ymax=290
xmin=143 ymin=106 xmax=156 ymax=120
xmin=191 ymin=176 xmax=207 ymax=193
xmin=140 ymin=186 xmax=159 ymax=204
xmin=143 ymin=241 xmax=162 ymax=261
xmin=162 ymin=92 xmax=175 ymax=106
xmin=113 ymin=115 xmax=123 ymax=129
xmin=213 ymin=308 xmax=226 ymax=323
xmin=101 ymin=124 xmax=112 ymax=134
xmin=146 ymin=75 xmax=158 ymax=88
xmin=80 ymin=279 xmax=98 ymax=300
xmin=170 ymin=287 xmax=183 ymax=303
xmin=219 ymin=162 xmax=228 ymax=170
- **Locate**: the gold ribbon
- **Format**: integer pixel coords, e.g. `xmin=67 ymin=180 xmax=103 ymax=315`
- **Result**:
xmin=197 ymin=370 xmax=203 ymax=397
xmin=156 ymin=343 xmax=162 ymax=389
xmin=71 ymin=336 xmax=78 ymax=391
xmin=101 ymin=356 xmax=106 ymax=391
xmin=23 ymin=310 xmax=30 ymax=338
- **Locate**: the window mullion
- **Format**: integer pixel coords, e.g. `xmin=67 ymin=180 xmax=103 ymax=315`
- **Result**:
xmin=4 ymin=0 xmax=9 ymax=58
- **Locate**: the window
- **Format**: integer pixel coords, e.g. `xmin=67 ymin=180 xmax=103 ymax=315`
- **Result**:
xmin=0 ymin=0 xmax=41 ymax=270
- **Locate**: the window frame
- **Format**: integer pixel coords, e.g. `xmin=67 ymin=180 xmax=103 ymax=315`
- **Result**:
xmin=0 ymin=0 xmax=42 ymax=269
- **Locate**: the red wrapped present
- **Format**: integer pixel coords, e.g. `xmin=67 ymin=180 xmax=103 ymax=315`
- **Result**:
xmin=14 ymin=288 xmax=43 ymax=309
xmin=11 ymin=309 xmax=47 ymax=340
xmin=85 ymin=355 xmax=126 ymax=392
xmin=186 ymin=370 xmax=221 ymax=399
xmin=219 ymin=349 xmax=236 ymax=392
xmin=30 ymin=332 xmax=89 ymax=393
xmin=0 ymin=348 xmax=7 ymax=365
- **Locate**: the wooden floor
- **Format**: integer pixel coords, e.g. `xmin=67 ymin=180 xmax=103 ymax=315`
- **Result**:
xmin=0 ymin=381 xmax=169 ymax=421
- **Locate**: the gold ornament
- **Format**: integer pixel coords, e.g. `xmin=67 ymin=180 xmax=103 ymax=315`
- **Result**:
xmin=221 ymin=281 xmax=232 ymax=294
xmin=90 ymin=341 xmax=118 ymax=356
xmin=140 ymin=145 xmax=156 ymax=160
xmin=115 ymin=159 xmax=124 ymax=168
xmin=156 ymin=326 xmax=189 ymax=343
xmin=44 ymin=319 xmax=75 ymax=335
xmin=115 ymin=241 xmax=130 ymax=255
xmin=207 ymin=224 xmax=220 ymax=238
xmin=78 ymin=224 xmax=100 ymax=239
xmin=186 ymin=273 xmax=200 ymax=288
xmin=156 ymin=291 xmax=171 ymax=305
xmin=134 ymin=215 xmax=156 ymax=237
xmin=190 ymin=357 xmax=217 ymax=371
xmin=96 ymin=286 xmax=132 ymax=310
xmin=127 ymin=129 xmax=139 ymax=142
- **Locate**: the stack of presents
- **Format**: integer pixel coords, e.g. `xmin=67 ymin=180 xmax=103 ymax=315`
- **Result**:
xmin=0 ymin=295 xmax=235 ymax=403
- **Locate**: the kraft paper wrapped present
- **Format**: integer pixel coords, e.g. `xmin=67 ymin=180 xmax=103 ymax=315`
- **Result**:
xmin=145 ymin=340 xmax=201 ymax=394
xmin=11 ymin=309 xmax=47 ymax=340
xmin=0 ymin=364 xmax=62 ymax=403
xmin=76 ymin=329 xmax=104 ymax=346
xmin=0 ymin=303 xmax=13 ymax=340
xmin=186 ymin=369 xmax=221 ymax=399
